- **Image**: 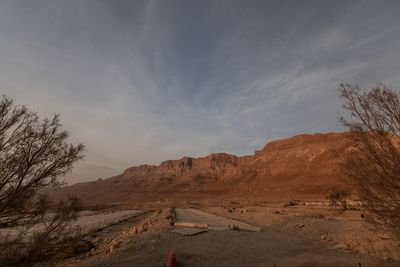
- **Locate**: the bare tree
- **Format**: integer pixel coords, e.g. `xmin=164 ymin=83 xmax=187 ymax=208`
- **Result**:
xmin=0 ymin=95 xmax=85 ymax=266
xmin=339 ymin=83 xmax=400 ymax=243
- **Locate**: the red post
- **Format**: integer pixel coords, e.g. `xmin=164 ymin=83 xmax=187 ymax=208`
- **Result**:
xmin=167 ymin=248 xmax=177 ymax=267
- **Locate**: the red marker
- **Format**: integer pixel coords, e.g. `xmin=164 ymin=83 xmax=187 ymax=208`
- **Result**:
xmin=167 ymin=248 xmax=177 ymax=267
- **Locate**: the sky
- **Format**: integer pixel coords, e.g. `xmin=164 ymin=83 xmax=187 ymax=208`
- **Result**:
xmin=1 ymin=0 xmax=400 ymax=184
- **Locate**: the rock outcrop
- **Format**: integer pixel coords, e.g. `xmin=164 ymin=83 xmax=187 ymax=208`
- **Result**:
xmin=49 ymin=132 xmax=356 ymax=205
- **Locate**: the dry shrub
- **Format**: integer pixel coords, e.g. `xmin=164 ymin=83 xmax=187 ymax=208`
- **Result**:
xmin=328 ymin=189 xmax=349 ymax=208
xmin=0 ymin=196 xmax=85 ymax=266
xmin=0 ymin=95 xmax=85 ymax=266
xmin=339 ymin=83 xmax=400 ymax=259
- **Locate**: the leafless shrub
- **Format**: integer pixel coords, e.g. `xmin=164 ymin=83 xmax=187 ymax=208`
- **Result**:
xmin=339 ymin=83 xmax=400 ymax=247
xmin=0 ymin=95 xmax=84 ymax=266
xmin=1 ymin=197 xmax=84 ymax=266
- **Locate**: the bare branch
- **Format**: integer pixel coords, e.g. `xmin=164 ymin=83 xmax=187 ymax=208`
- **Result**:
xmin=0 ymin=95 xmax=85 ymax=266
xmin=339 ymin=83 xmax=400 ymax=245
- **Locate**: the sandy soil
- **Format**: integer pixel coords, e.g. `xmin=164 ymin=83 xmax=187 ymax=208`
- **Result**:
xmin=203 ymin=204 xmax=399 ymax=262
xmin=40 ymin=205 xmax=400 ymax=267
xmin=67 ymin=227 xmax=376 ymax=267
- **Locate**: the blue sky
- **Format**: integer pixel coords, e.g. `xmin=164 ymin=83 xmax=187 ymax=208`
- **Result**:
xmin=1 ymin=0 xmax=400 ymax=183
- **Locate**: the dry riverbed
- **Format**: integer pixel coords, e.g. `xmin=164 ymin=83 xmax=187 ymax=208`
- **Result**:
xmin=0 ymin=209 xmax=143 ymax=240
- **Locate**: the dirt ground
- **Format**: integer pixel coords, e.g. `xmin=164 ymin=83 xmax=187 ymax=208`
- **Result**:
xmin=203 ymin=204 xmax=399 ymax=262
xmin=66 ymin=227 xmax=376 ymax=267
xmin=39 ymin=203 xmax=400 ymax=267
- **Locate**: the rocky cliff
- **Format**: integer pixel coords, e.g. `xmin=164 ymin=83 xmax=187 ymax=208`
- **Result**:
xmin=49 ymin=132 xmax=355 ymax=205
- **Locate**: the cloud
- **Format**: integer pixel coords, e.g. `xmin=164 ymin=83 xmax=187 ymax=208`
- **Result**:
xmin=0 ymin=0 xmax=400 ymax=183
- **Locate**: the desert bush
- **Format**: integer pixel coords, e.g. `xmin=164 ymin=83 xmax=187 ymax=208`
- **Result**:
xmin=1 ymin=197 xmax=83 ymax=265
xmin=283 ymin=200 xmax=301 ymax=207
xmin=339 ymin=83 xmax=400 ymax=245
xmin=0 ymin=95 xmax=84 ymax=266
xmin=166 ymin=207 xmax=176 ymax=226
xmin=328 ymin=190 xmax=349 ymax=208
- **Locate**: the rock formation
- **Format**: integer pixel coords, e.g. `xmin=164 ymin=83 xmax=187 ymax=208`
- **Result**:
xmin=49 ymin=132 xmax=355 ymax=205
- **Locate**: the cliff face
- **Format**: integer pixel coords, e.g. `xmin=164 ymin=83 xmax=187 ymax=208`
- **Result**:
xmin=49 ymin=132 xmax=355 ymax=205
xmin=121 ymin=153 xmax=240 ymax=182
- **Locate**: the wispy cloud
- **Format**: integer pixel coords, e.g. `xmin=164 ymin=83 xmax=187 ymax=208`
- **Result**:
xmin=0 ymin=0 xmax=400 ymax=183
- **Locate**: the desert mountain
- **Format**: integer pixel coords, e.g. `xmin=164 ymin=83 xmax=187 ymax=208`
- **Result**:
xmin=49 ymin=132 xmax=355 ymax=205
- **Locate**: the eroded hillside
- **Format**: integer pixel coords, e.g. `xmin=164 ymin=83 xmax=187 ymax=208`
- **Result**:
xmin=49 ymin=132 xmax=356 ymax=205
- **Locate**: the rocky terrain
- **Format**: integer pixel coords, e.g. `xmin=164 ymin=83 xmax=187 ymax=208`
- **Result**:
xmin=52 ymin=206 xmax=394 ymax=267
xmin=49 ymin=132 xmax=356 ymax=206
xmin=39 ymin=132 xmax=400 ymax=266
